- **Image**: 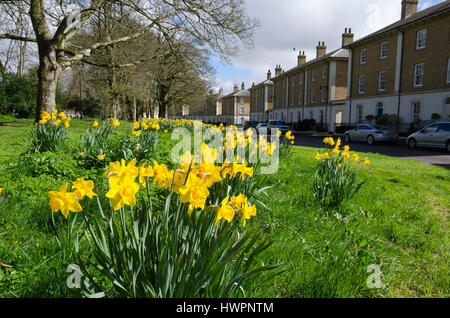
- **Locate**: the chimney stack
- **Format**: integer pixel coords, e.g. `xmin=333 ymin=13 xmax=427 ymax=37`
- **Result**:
xmin=342 ymin=28 xmax=354 ymax=47
xmin=297 ymin=51 xmax=306 ymax=66
xmin=316 ymin=41 xmax=327 ymax=58
xmin=401 ymin=0 xmax=418 ymax=19
xmin=267 ymin=69 xmax=272 ymax=80
xmin=233 ymin=84 xmax=238 ymax=93
xmin=241 ymin=82 xmax=245 ymax=90
xmin=275 ymin=65 xmax=283 ymax=76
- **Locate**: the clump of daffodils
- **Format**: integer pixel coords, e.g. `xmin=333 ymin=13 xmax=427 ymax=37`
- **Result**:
xmin=51 ymin=143 xmax=258 ymax=228
xmin=312 ymin=137 xmax=369 ymax=207
xmin=39 ymin=110 xmax=72 ymax=128
xmin=316 ymin=137 xmax=370 ymax=167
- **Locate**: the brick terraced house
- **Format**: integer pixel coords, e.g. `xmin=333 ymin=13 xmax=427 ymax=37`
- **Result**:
xmin=345 ymin=0 xmax=450 ymax=132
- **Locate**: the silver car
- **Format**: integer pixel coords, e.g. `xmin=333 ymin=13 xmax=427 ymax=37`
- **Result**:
xmin=407 ymin=122 xmax=450 ymax=152
xmin=344 ymin=124 xmax=399 ymax=145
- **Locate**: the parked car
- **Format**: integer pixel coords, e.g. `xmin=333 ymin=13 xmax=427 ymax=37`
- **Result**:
xmin=244 ymin=121 xmax=258 ymax=130
xmin=268 ymin=120 xmax=290 ymax=134
xmin=255 ymin=123 xmax=268 ymax=135
xmin=344 ymin=124 xmax=398 ymax=145
xmin=407 ymin=122 xmax=450 ymax=152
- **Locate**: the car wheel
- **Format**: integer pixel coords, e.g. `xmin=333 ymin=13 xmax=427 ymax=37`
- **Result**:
xmin=408 ymin=138 xmax=417 ymax=150
xmin=367 ymin=135 xmax=375 ymax=145
xmin=344 ymin=134 xmax=351 ymax=144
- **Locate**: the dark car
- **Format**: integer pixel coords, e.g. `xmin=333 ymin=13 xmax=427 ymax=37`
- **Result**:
xmin=244 ymin=121 xmax=258 ymax=130
xmin=268 ymin=120 xmax=290 ymax=134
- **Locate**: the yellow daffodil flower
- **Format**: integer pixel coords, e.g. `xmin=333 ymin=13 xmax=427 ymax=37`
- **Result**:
xmin=48 ymin=183 xmax=83 ymax=219
xmin=214 ymin=196 xmax=235 ymax=226
xmin=72 ymin=178 xmax=97 ymax=200
xmin=106 ymin=174 xmax=140 ymax=210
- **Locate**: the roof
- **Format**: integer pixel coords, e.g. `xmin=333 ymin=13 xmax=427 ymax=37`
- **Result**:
xmin=249 ymin=79 xmax=274 ymax=90
xmin=345 ymin=0 xmax=450 ymax=47
xmin=270 ymin=48 xmax=349 ymax=81
xmin=221 ymin=89 xmax=250 ymax=99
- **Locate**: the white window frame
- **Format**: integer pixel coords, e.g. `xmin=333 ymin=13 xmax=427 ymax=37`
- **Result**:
xmin=320 ymin=87 xmax=326 ymax=103
xmin=311 ymin=70 xmax=316 ymax=82
xmin=322 ymin=66 xmax=327 ymax=79
xmin=240 ymin=106 xmax=245 ymax=115
xmin=380 ymin=42 xmax=388 ymax=60
xmin=378 ymin=71 xmax=387 ymax=92
xmin=291 ymin=94 xmax=294 ymax=106
xmin=298 ymin=92 xmax=302 ymax=105
xmin=360 ymin=48 xmax=367 ymax=65
xmin=416 ymin=29 xmax=427 ymax=50
xmin=358 ymin=75 xmax=366 ymax=94
xmin=240 ymin=97 xmax=244 ymax=104
xmin=414 ymin=63 xmax=424 ymax=88
xmin=311 ymin=89 xmax=315 ymax=104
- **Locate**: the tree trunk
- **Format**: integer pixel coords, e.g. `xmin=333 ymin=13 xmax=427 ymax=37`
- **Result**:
xmin=132 ymin=97 xmax=137 ymax=122
xmin=34 ymin=43 xmax=62 ymax=123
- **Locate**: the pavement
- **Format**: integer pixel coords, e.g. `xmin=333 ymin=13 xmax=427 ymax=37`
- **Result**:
xmin=291 ymin=131 xmax=450 ymax=170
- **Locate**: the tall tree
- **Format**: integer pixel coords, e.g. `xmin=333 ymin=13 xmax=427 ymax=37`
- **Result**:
xmin=0 ymin=0 xmax=258 ymax=122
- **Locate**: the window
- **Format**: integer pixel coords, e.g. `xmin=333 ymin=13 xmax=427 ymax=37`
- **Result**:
xmin=298 ymin=93 xmax=302 ymax=105
xmin=322 ymin=66 xmax=327 ymax=79
xmin=320 ymin=87 xmax=326 ymax=103
xmin=276 ymin=82 xmax=279 ymax=90
xmin=358 ymin=75 xmax=366 ymax=94
xmin=290 ymin=112 xmax=293 ymax=122
xmin=380 ymin=42 xmax=388 ymax=59
xmin=360 ymin=49 xmax=367 ymax=64
xmin=423 ymin=124 xmax=439 ymax=133
xmin=299 ymin=74 xmax=303 ymax=85
xmin=320 ymin=110 xmax=324 ymax=123
xmin=291 ymin=94 xmax=294 ymax=106
xmin=311 ymin=70 xmax=316 ymax=82
xmin=282 ymin=79 xmax=285 ymax=89
xmin=416 ymin=29 xmax=427 ymax=50
xmin=282 ymin=95 xmax=285 ymax=106
xmin=357 ymin=104 xmax=363 ymax=123
xmin=414 ymin=63 xmax=424 ymax=88
xmin=292 ymin=77 xmax=296 ymax=87
xmin=298 ymin=111 xmax=302 ymax=122
xmin=240 ymin=106 xmax=245 ymax=115
xmin=311 ymin=89 xmax=315 ymax=104
xmin=376 ymin=102 xmax=384 ymax=117
xmin=439 ymin=123 xmax=450 ymax=132
xmin=310 ymin=111 xmax=314 ymax=119
xmin=412 ymin=102 xmax=421 ymax=121
xmin=447 ymin=58 xmax=450 ymax=84
xmin=240 ymin=97 xmax=244 ymax=104
xmin=378 ymin=71 xmax=387 ymax=92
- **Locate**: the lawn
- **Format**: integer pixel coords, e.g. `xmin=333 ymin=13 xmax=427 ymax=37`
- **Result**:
xmin=0 ymin=116 xmax=449 ymax=297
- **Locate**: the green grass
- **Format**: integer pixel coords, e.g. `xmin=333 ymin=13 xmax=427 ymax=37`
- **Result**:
xmin=0 ymin=118 xmax=449 ymax=297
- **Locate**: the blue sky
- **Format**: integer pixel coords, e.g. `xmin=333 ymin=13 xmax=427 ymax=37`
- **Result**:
xmin=211 ymin=0 xmax=445 ymax=93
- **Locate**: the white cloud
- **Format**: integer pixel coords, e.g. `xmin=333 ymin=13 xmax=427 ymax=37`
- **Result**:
xmin=214 ymin=0 xmax=439 ymax=92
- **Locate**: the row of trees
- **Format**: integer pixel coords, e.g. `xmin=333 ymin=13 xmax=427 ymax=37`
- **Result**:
xmin=0 ymin=0 xmax=258 ymax=121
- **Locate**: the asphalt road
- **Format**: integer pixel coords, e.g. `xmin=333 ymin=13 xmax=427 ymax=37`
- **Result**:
xmin=292 ymin=133 xmax=450 ymax=170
